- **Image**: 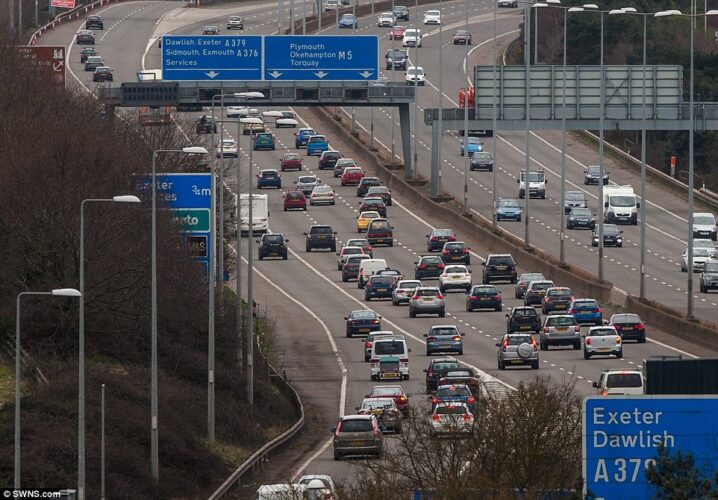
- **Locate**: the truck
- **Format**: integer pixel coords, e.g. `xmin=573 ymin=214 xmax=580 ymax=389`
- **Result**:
xmin=239 ymin=193 xmax=269 ymax=234
xmin=458 ymin=85 xmax=493 ymax=137
xmin=644 ymin=356 xmax=718 ymax=395
xmin=602 ymin=185 xmax=639 ymax=225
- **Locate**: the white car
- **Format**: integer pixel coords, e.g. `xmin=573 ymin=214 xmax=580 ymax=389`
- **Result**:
xmin=392 ymin=279 xmax=422 ymax=305
xmin=216 ymin=138 xmax=238 ymax=157
xmin=439 ymin=264 xmax=472 ymax=293
xmin=693 ymin=212 xmax=717 ymax=241
xmin=309 ymin=185 xmax=336 ymax=206
xmin=405 ymin=66 xmax=426 ymax=85
xmin=682 ymin=246 xmax=716 ymax=272
xmin=423 ymin=10 xmax=442 ymax=24
xmin=402 ymin=28 xmax=422 ymax=47
xmin=227 ymin=106 xmax=258 ymax=118
xmin=583 ymin=326 xmax=622 ymax=359
xmin=498 ymin=0 xmax=518 ymax=7
xmin=324 ymin=0 xmax=339 ymax=10
xmin=430 ymin=403 xmax=473 ymax=436
xmin=694 ymin=239 xmax=717 ymax=252
xmin=377 ymin=12 xmax=395 ymax=27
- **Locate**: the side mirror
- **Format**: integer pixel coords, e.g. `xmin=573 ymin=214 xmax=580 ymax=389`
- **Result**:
xmin=425 ymin=235 xmax=430 ymax=238
xmin=423 ymin=368 xmax=428 ymax=373
xmin=603 ymin=319 xmax=609 ymax=325
xmin=413 ymin=261 xmax=418 ymax=265
xmin=408 ymin=348 xmax=412 ymax=352
xmin=516 ymin=179 xmax=520 ymax=184
xmin=343 ymin=317 xmax=348 ymax=320
xmin=636 ymin=202 xmax=641 ymax=208
xmin=354 ymin=406 xmax=360 ymax=411
xmin=604 ymin=202 xmax=609 ymax=208
xmin=460 ymin=333 xmax=465 ymax=336
xmin=505 ymin=314 xmax=510 ymax=318
xmin=465 ymin=289 xmax=470 ymax=294
xmin=592 ymin=382 xmax=599 ymax=389
xmin=468 ymin=270 xmax=472 ymax=273
xmin=255 ymin=240 xmax=260 ymax=243
xmin=545 ymin=179 xmax=549 ymax=183
xmin=285 ymin=239 xmax=289 ymax=242
xmin=330 ymin=427 xmax=336 ymax=433
xmin=481 ymin=262 xmax=486 ymax=266
xmin=423 ymin=334 xmax=428 ymax=337
xmin=303 ymin=232 xmax=307 ymax=235
xmin=495 ymin=342 xmax=500 ymax=347
xmin=378 ymin=316 xmax=382 ymax=319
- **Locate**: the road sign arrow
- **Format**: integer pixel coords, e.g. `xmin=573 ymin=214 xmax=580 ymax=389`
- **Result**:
xmin=205 ymin=70 xmax=220 ymax=79
xmin=268 ymin=71 xmax=283 ymax=79
xmin=359 ymin=71 xmax=374 ymax=79
xmin=53 ymin=61 xmax=65 ymax=72
xmin=314 ymin=71 xmax=328 ymax=79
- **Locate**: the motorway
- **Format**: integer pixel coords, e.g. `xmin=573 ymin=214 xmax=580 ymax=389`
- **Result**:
xmin=37 ymin=0 xmax=718 ymax=489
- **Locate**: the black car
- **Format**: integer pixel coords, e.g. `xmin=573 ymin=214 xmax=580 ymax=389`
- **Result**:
xmin=466 ymin=285 xmax=502 ymax=312
xmin=367 ymin=186 xmax=392 ymax=206
xmin=426 ymin=228 xmax=456 ymax=252
xmin=567 ymin=207 xmax=596 ymax=230
xmin=318 ymin=150 xmax=342 ymax=170
xmin=76 ymin=29 xmax=95 ymax=45
xmin=305 ymin=225 xmax=337 ymax=252
xmin=342 ymin=255 xmax=371 ymax=282
xmin=86 ymin=15 xmax=104 ymax=29
xmin=609 ymin=313 xmax=647 ymax=343
xmin=424 ymin=357 xmax=462 ymax=393
xmin=700 ymin=260 xmax=718 ymax=292
xmin=366 ymin=218 xmax=393 ymax=247
xmin=414 ymin=255 xmax=445 ymax=280
xmin=437 ymin=368 xmax=480 ymax=396
xmin=392 ymin=5 xmax=410 ymax=20
xmin=359 ymin=197 xmax=387 ymax=218
xmin=257 ymin=233 xmax=288 ymax=260
xmin=441 ymin=241 xmax=470 ymax=265
xmin=584 ymin=165 xmax=609 ymax=185
xmin=506 ymin=306 xmax=541 ymax=334
xmin=357 ymin=177 xmax=382 ymax=197
xmin=482 ymin=254 xmax=517 ymax=284
xmin=345 ymin=309 xmax=382 ymax=337
xmin=79 ymin=47 xmax=97 ymax=63
xmin=564 ymin=191 xmax=588 ymax=214
xmin=592 ymin=224 xmax=623 ymax=247
xmin=514 ymin=272 xmax=546 ymax=299
xmin=542 ymin=287 xmax=574 ymax=314
xmin=195 ymin=116 xmax=217 ymax=134
xmin=524 ymin=280 xmax=554 ymax=307
xmin=92 ymin=67 xmax=113 ymax=82
xmin=469 ymin=152 xmax=493 ymax=171
xmin=385 ymin=48 xmax=408 ymax=70
xmin=365 ymin=276 xmax=395 ymax=301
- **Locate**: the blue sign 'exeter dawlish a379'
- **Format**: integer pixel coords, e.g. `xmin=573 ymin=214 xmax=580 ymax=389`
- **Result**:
xmin=161 ymin=35 xmax=262 ymax=81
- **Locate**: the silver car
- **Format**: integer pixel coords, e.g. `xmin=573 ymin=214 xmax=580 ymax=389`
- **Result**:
xmin=496 ymin=333 xmax=539 ymax=370
xmin=409 ymin=286 xmax=446 ymax=318
xmin=363 ymin=331 xmax=395 ymax=362
xmin=392 ymin=279 xmax=422 ymax=305
xmin=331 ymin=414 xmax=383 ymax=460
xmin=539 ymin=314 xmax=581 ymax=350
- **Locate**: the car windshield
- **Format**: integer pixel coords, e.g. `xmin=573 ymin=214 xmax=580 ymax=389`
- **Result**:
xmin=612 ymin=314 xmax=641 ymax=323
xmin=298 ymin=176 xmax=316 ymax=183
xmin=286 ymin=192 xmax=303 ymax=200
xmin=300 ymin=129 xmax=315 ymax=135
xmin=421 ymin=257 xmax=442 ymax=264
xmin=604 ymin=226 xmax=620 ymax=236
xmin=339 ymin=419 xmax=372 ymax=432
xmin=343 ymin=248 xmax=362 ymax=255
xmin=364 ymin=199 xmax=383 ymax=206
xmin=566 ymin=192 xmax=584 ymax=201
xmin=362 ymin=399 xmax=395 ymax=410
xmin=446 ymin=370 xmax=472 ymax=378
xmin=362 ymin=178 xmax=381 ymax=185
xmin=574 ymin=300 xmax=598 ymax=308
xmin=405 ymin=29 xmax=419 ymax=36
xmin=360 ymin=212 xmax=380 ymax=219
xmin=415 ymin=288 xmax=439 ymax=297
xmin=283 ymin=154 xmax=299 ymax=161
xmin=473 ymin=152 xmax=492 ymax=160
xmin=606 ymin=373 xmax=643 ymax=388
xmin=437 ymin=386 xmax=470 ymax=398
xmin=347 ymin=239 xmax=368 ymax=246
xmin=693 ymin=248 xmax=712 ymax=257
xmin=512 ymin=308 xmax=537 ymax=318
xmin=347 ymin=255 xmax=370 ymax=263
xmin=507 ymin=336 xmax=532 ymax=345
xmin=345 ymin=167 xmax=362 ymax=174
xmin=520 ymin=273 xmax=544 ymax=283
xmin=399 ymin=281 xmax=421 ymax=289
xmin=694 ymin=215 xmax=715 ymax=225
xmin=342 ymin=14 xmax=355 ymax=20
xmin=370 ymin=221 xmax=390 ymax=230
xmin=371 ymin=386 xmax=402 ymax=397
xmin=374 ymin=340 xmax=405 ymax=355
xmin=572 ymin=208 xmax=592 ymax=217
xmin=455 ymin=30 xmax=469 ymax=36
xmin=433 ymin=362 xmax=460 ymax=372
xmin=228 ymin=16 xmax=241 ymax=21
xmin=547 ymin=316 xmax=576 ymax=326
xmin=522 ymin=172 xmax=544 ymax=182
xmin=473 ymin=286 xmax=497 ymax=295
xmin=369 ymin=277 xmax=392 ymax=286
xmin=530 ymin=282 xmax=553 ymax=290
xmin=590 ymin=328 xmax=615 ymax=337
xmin=351 ymin=311 xmax=377 ymax=319
xmin=549 ymin=289 xmax=573 ymax=297
xmin=445 ymin=266 xmax=466 ymax=274
xmin=610 ymin=196 xmax=635 ymax=207
xmin=388 ymin=49 xmax=407 ymax=57
xmin=488 ymin=256 xmax=514 ymax=265
xmin=466 ymin=138 xmax=481 ymax=145
xmin=308 ymin=136 xmax=326 ymax=142
xmin=311 ymin=226 xmax=332 ymax=234
xmin=407 ymin=68 xmax=424 ymax=76
xmin=704 ymin=262 xmax=718 ymax=272
xmin=587 ymin=166 xmax=601 ymax=175
xmin=324 ymin=152 xmax=341 ymax=159
xmin=368 ymin=187 xmax=389 ymax=194
xmin=261 ymin=171 xmax=277 ymax=177
xmin=498 ymin=199 xmax=520 ymax=208
xmin=314 ymin=186 xmax=331 ymax=193
xmin=427 ymin=10 xmax=440 ymax=15
xmin=431 ymin=327 xmax=459 ymax=336
xmin=445 ymin=243 xmax=465 ymax=250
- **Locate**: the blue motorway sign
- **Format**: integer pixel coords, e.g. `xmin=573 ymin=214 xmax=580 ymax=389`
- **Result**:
xmin=264 ymin=35 xmax=378 ymax=81
xmin=583 ymin=396 xmax=718 ymax=499
xmin=161 ymin=35 xmax=262 ymax=81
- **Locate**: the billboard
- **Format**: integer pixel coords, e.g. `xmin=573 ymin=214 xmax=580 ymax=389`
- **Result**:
xmin=51 ymin=0 xmax=77 ymax=8
xmin=15 ymin=46 xmax=65 ymax=87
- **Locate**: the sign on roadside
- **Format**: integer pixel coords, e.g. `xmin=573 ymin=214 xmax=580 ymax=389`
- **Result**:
xmin=16 ymin=46 xmax=65 ymax=87
xmin=583 ymin=396 xmax=718 ymax=499
xmin=51 ymin=0 xmax=76 ymax=8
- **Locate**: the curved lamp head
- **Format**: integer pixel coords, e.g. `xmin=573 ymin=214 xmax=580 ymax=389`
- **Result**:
xmin=568 ymin=7 xmax=584 ymax=12
xmin=235 ymin=92 xmax=265 ymax=99
xmin=707 ymin=10 xmax=718 ymax=15
xmin=583 ymin=4 xmax=599 ymax=9
xmin=545 ymin=0 xmax=562 ymax=4
xmin=112 ymin=195 xmax=141 ymax=203
xmin=533 ymin=3 xmax=548 ymax=8
xmin=608 ymin=9 xmax=625 ymax=15
xmin=621 ymin=7 xmax=637 ymax=13
xmin=52 ymin=288 xmax=82 ymax=297
xmin=655 ymin=10 xmax=682 ymax=17
xmin=182 ymin=146 xmax=209 ymax=155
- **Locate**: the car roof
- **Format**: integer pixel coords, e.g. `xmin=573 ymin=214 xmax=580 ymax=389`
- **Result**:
xmin=340 ymin=414 xmax=374 ymax=420
xmin=430 ymin=324 xmax=459 ymax=329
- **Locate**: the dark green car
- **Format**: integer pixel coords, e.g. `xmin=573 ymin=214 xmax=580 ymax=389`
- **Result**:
xmin=252 ymin=132 xmax=275 ymax=151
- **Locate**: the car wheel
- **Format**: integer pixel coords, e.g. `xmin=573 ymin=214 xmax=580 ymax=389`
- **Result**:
xmin=439 ymin=311 xmax=445 ymax=318
xmin=258 ymin=254 xmax=264 ymax=261
xmin=346 ymin=330 xmax=352 ymax=338
xmin=498 ymin=359 xmax=504 ymax=370
xmin=616 ymin=350 xmax=623 ymax=359
xmin=342 ymin=275 xmax=348 ymax=282
xmin=700 ymin=283 xmax=706 ymax=293
xmin=583 ymin=350 xmax=590 ymax=360
xmin=495 ymin=305 xmax=502 ymax=312
xmin=466 ymin=304 xmax=472 ymax=312
xmin=365 ymin=296 xmax=371 ymax=301
xmin=305 ymin=245 xmax=311 ymax=252
xmin=364 ymin=355 xmax=370 ymax=362
xmin=409 ymin=309 xmax=416 ymax=318
xmin=532 ymin=361 xmax=539 ymax=370
xmin=458 ymin=349 xmax=463 ymax=355
xmin=639 ymin=335 xmax=646 ymax=344
xmin=283 ymin=253 xmax=288 ymax=260
xmin=334 ymin=451 xmax=341 ymax=461
xmin=539 ymin=340 xmax=546 ymax=351
xmin=426 ymin=350 xmax=431 ymax=356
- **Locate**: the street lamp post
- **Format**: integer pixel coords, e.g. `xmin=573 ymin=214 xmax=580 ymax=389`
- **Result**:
xmin=412 ymin=0 xmax=420 ymax=179
xmin=523 ymin=0 xmax=532 ymax=249
xmin=150 ymin=146 xmax=207 ymax=480
xmin=462 ymin=0 xmax=470 ymax=215
xmin=15 ymin=288 xmax=81 ymax=489
xmin=491 ymin=0 xmax=498 ymax=227
xmin=78 ymin=195 xmax=139 ymax=500
xmin=247 ymin=130 xmax=256 ymax=406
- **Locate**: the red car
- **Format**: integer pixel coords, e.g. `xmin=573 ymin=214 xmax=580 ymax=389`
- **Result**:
xmin=367 ymin=385 xmax=410 ymax=417
xmin=283 ymin=190 xmax=307 ymax=211
xmin=280 ymin=153 xmax=302 ymax=172
xmin=389 ymin=26 xmax=406 ymax=40
xmin=340 ymin=166 xmax=365 ymax=186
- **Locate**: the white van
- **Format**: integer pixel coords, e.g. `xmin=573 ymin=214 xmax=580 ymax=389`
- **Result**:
xmin=370 ymin=336 xmax=410 ymax=380
xmin=593 ymin=370 xmax=644 ymax=396
xmin=240 ymin=193 xmax=269 ymax=234
xmin=358 ymin=258 xmax=388 ymax=288
xmin=255 ymin=483 xmax=307 ymax=500
xmin=602 ymin=185 xmax=639 ymax=225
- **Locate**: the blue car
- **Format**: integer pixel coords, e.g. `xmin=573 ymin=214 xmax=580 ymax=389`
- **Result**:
xmin=256 ymin=169 xmax=281 ymax=189
xmin=465 ymin=284 xmax=502 ymax=312
xmin=568 ymin=298 xmax=603 ymax=326
xmin=339 ymin=13 xmax=358 ymax=28
xmin=424 ymin=325 xmax=464 ymax=355
xmin=306 ymin=135 xmax=329 ymax=156
xmin=460 ymin=137 xmax=483 ymax=156
xmin=253 ymin=132 xmax=275 ymax=151
xmin=431 ymin=383 xmax=476 ymax=413
xmin=294 ymin=127 xmax=316 ymax=148
xmin=496 ymin=198 xmax=523 ymax=222
xmin=344 ymin=309 xmax=382 ymax=337
xmin=364 ymin=276 xmax=395 ymax=301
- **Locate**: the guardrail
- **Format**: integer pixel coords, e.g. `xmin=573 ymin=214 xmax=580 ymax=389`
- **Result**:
xmin=207 ymin=361 xmax=305 ymax=499
xmin=29 ymin=0 xmax=135 ymax=46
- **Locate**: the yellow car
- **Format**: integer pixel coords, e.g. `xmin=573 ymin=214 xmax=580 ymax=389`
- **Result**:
xmin=357 ymin=211 xmax=381 ymax=232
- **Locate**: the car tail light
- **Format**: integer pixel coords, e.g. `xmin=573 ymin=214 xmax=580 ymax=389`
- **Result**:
xmin=366 ymin=283 xmax=372 ymax=289
xmin=543 ymin=327 xmax=549 ymax=333
xmin=532 ymin=339 xmax=538 ymax=351
xmin=351 ymin=320 xmax=358 ymax=325
xmin=412 ymin=295 xmax=420 ymax=300
xmin=593 ymin=308 xmax=601 ymax=313
xmin=544 ymin=297 xmax=551 ymax=303
xmin=570 ymin=295 xmax=576 ymax=301
xmin=366 ymin=245 xmax=372 ymax=251
xmin=569 ymin=309 xmax=576 ymax=315
xmin=432 ymin=398 xmax=438 ymax=405
xmin=418 ymin=264 xmax=427 ymax=270
xmin=502 ymin=339 xmax=508 ymax=352
xmin=427 ymin=336 xmax=436 ymax=341
xmin=586 ymin=337 xmax=591 ymax=345
xmin=437 ymin=294 xmax=444 ymax=300
xmin=463 ymin=414 xmax=471 ymax=423
xmin=467 ymin=396 xmax=475 ymax=404
xmin=463 ymin=249 xmax=470 ymax=254
xmin=636 ymin=323 xmax=645 ymax=330
xmin=437 ymin=263 xmax=445 ymax=269
xmin=432 ymin=413 xmax=440 ymax=422
xmin=430 ymin=237 xmax=438 ymax=241
xmin=452 ymin=336 xmax=462 ymax=341
xmin=372 ymin=320 xmax=380 ymax=324
xmin=496 ymin=294 xmax=502 ymax=300
xmin=442 ymin=250 xmax=449 ymax=255
xmin=335 ymin=422 xmax=342 ymax=437
xmin=366 ymin=341 xmax=372 ymax=348
xmin=372 ymin=420 xmax=381 ymax=436
xmin=448 ymin=236 xmax=456 ymax=241
xmin=469 ymin=295 xmax=477 ymax=300
xmin=616 ymin=337 xmax=622 ymax=344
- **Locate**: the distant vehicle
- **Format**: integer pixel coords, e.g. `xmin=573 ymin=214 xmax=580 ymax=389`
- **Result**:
xmin=84 ymin=55 xmax=104 ymax=71
xmin=226 ymin=15 xmax=244 ymax=30
xmin=495 ymin=198 xmax=522 ymax=222
xmin=92 ymin=66 xmax=113 ymax=82
xmin=539 ymin=314 xmax=581 ymax=350
xmin=609 ymin=313 xmax=647 ymax=342
xmin=470 ymin=151 xmax=493 ymax=171
xmin=357 ymin=211 xmax=381 ymax=232
xmin=309 ymin=185 xmax=335 ymax=205
xmin=460 ymin=137 xmax=482 ymax=156
xmin=359 ymin=197 xmax=386 ymax=217
xmin=282 ymin=190 xmax=306 ymax=211
xmin=438 ymin=265 xmax=472 ymax=293
xmin=465 ymin=284 xmax=502 ymax=312
xmin=337 ymin=246 xmax=365 ymax=270
xmin=296 ymin=175 xmax=320 ymax=196
xmin=358 ymin=258 xmax=389 ymax=288
xmin=334 ymin=158 xmax=357 ymax=177
xmin=280 ymin=153 xmax=302 ymax=171
xmin=432 ymin=383 xmax=476 ymax=413
xmin=496 ymin=333 xmax=539 ymax=370
xmin=592 ymin=224 xmax=624 ymax=247
xmin=339 ymin=13 xmax=358 ymax=28
xmin=331 ymin=414 xmax=383 ymax=460
xmin=700 ymin=259 xmax=718 ymax=292
xmin=257 ymin=233 xmax=288 ymax=260
xmin=602 ymin=185 xmax=639 ymax=224
xmin=294 ymin=127 xmax=316 ymax=148
xmin=367 ymin=186 xmax=392 ymax=206
xmin=369 ymin=336 xmax=410 ymax=380
xmin=541 ymin=286 xmax=574 ymax=314
xmin=424 ymin=356 xmax=461 ymax=393
xmin=256 ymin=169 xmax=281 ymax=189
xmin=409 ymin=286 xmax=446 ymax=318
xmin=430 ymin=403 xmax=474 ymax=436
xmin=255 ymin=484 xmax=307 ymax=500
xmin=367 ymin=385 xmax=410 ymax=416
xmin=324 ymin=0 xmax=340 ymax=10
xmin=79 ymin=47 xmax=97 ymax=63
xmin=402 ymin=28 xmax=422 ymax=47
xmin=405 ymin=66 xmax=426 ymax=85
xmin=693 ymin=212 xmax=717 ymax=241
xmin=392 ymin=279 xmax=422 ymax=306
xmin=497 ymin=0 xmax=518 ymax=7
xmin=76 ymin=29 xmax=95 ymax=45
xmin=593 ymin=370 xmax=644 ymax=396
xmin=426 ymin=228 xmax=456 ymax=252
xmin=216 ymin=138 xmax=238 ymax=158
xmin=345 ymin=309 xmax=382 ymax=337
xmin=385 ymin=48 xmax=408 ymax=70
xmin=364 ymin=275 xmax=395 ymax=301
xmin=568 ymin=298 xmax=603 ymax=326
xmin=584 ymin=164 xmax=609 ymax=185
xmin=363 ymin=331 xmax=395 ymax=361
xmin=357 ymin=177 xmax=382 ymax=197
xmin=682 ymin=246 xmax=715 ymax=272
xmin=306 ymin=135 xmax=329 ymax=156
xmin=523 ymin=280 xmax=554 ymax=306
xmin=341 ymin=167 xmax=366 ymax=186
xmin=452 ymin=29 xmax=472 ymax=44
xmin=566 ymin=207 xmax=596 ymax=230
xmin=518 ymin=170 xmax=547 ymax=199
xmin=389 ymin=25 xmax=407 ymax=41
xmin=85 ymin=15 xmax=103 ymax=30
xmin=423 ymin=9 xmax=442 ymax=24
xmin=441 ymin=241 xmax=470 ymax=265
xmin=195 ymin=116 xmax=217 ymax=134
xmin=514 ymin=272 xmax=545 ymax=299
xmin=253 ymin=132 xmax=276 ymax=151
xmin=564 ymin=191 xmax=588 ymax=214
xmin=239 ymin=193 xmax=268 ymax=234
xmin=377 ymin=12 xmax=395 ymax=27
xmin=438 ymin=369 xmax=480 ymax=396
xmin=481 ymin=253 xmax=517 ymax=284
xmin=201 ymin=25 xmax=220 ymax=35
xmin=366 ymin=218 xmax=394 ymax=247
xmin=392 ymin=5 xmax=410 ymax=20
xmin=356 ymin=397 xmax=402 ymax=433
xmin=583 ymin=326 xmax=622 ymax=359
xmin=296 ymin=475 xmax=337 ymax=499
xmin=344 ymin=238 xmax=373 ymax=257
xmin=506 ymin=306 xmax=541 ymax=334
xmin=242 ymin=118 xmax=266 ymax=135
xmin=414 ymin=255 xmax=445 ymax=280
xmin=305 ymin=225 xmax=336 ymax=252
xmin=342 ymin=254 xmax=372 ymax=282
xmin=318 ymin=150 xmax=342 ymax=170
